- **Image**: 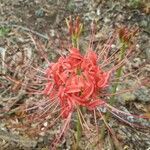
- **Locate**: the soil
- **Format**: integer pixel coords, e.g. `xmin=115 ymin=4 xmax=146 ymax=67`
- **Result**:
xmin=0 ymin=0 xmax=150 ymax=150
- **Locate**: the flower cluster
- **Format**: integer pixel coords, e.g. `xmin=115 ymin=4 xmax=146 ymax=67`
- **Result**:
xmin=43 ymin=48 xmax=109 ymax=118
xmin=1 ymin=15 xmax=149 ymax=150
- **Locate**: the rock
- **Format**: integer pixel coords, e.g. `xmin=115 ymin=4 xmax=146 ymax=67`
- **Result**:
xmin=116 ymin=82 xmax=136 ymax=104
xmin=132 ymin=57 xmax=142 ymax=68
xmin=35 ymin=8 xmax=45 ymax=17
xmin=145 ymin=48 xmax=150 ymax=60
xmin=140 ymin=20 xmax=148 ymax=28
xmin=104 ymin=17 xmax=111 ymax=23
xmin=119 ymin=92 xmax=136 ymax=104
xmin=134 ymin=87 xmax=150 ymax=102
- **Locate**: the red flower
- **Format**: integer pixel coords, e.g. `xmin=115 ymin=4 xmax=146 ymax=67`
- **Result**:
xmin=43 ymin=48 xmax=109 ymax=118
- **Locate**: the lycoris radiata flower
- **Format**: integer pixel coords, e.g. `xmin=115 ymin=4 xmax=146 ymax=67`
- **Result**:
xmin=1 ymin=16 xmax=149 ymax=149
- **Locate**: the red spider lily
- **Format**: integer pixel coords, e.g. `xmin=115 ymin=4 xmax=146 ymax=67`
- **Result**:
xmin=1 ymin=21 xmax=149 ymax=149
xmin=43 ymin=48 xmax=109 ymax=118
xmin=17 ymin=27 xmax=148 ymax=149
xmin=32 ymin=45 xmax=148 ymax=149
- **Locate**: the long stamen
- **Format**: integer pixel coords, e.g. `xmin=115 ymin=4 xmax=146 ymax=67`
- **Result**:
xmin=51 ymin=112 xmax=72 ymax=149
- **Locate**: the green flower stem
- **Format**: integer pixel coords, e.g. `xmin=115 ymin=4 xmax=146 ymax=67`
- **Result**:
xmin=72 ymin=36 xmax=79 ymax=49
xmin=109 ymin=41 xmax=127 ymax=105
xmin=76 ymin=110 xmax=82 ymax=148
xmin=100 ymin=41 xmax=127 ymax=145
xmin=72 ymin=34 xmax=81 ymax=148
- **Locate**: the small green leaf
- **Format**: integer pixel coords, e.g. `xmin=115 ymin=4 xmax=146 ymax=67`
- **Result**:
xmin=0 ymin=27 xmax=10 ymax=37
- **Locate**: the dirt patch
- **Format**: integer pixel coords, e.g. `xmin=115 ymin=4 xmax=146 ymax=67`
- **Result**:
xmin=0 ymin=0 xmax=150 ymax=150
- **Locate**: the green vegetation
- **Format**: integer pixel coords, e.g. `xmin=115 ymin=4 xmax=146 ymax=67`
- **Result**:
xmin=0 ymin=26 xmax=10 ymax=37
xmin=129 ymin=0 xmax=142 ymax=8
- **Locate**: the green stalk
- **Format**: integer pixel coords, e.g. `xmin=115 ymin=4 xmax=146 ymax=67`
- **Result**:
xmin=109 ymin=41 xmax=127 ymax=105
xmin=72 ymin=36 xmax=79 ymax=49
xmin=100 ymin=41 xmax=127 ymax=145
xmin=72 ymin=35 xmax=81 ymax=148
xmin=76 ymin=109 xmax=82 ymax=148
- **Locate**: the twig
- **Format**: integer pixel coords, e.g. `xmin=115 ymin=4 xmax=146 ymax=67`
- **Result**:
xmin=0 ymin=22 xmax=49 ymax=40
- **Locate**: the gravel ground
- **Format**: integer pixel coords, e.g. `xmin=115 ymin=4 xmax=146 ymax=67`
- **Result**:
xmin=0 ymin=0 xmax=150 ymax=150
